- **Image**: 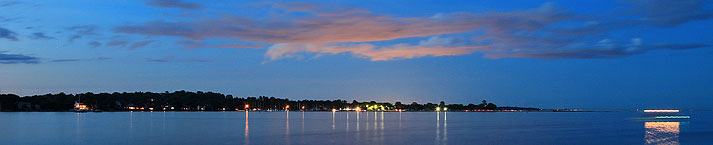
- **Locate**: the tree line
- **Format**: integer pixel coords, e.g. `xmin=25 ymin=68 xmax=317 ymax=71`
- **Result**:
xmin=0 ymin=91 xmax=501 ymax=112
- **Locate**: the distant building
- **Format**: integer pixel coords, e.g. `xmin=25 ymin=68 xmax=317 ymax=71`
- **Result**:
xmin=126 ymin=103 xmax=136 ymax=110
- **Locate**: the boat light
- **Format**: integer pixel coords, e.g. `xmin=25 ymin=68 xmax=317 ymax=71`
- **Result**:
xmin=644 ymin=110 xmax=679 ymax=113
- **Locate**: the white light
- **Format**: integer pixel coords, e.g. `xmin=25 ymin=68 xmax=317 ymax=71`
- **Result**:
xmin=644 ymin=109 xmax=679 ymax=113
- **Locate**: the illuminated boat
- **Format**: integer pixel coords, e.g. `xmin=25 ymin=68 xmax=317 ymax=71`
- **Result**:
xmin=73 ymin=96 xmax=93 ymax=112
xmin=73 ymin=101 xmax=91 ymax=112
xmin=641 ymin=109 xmax=690 ymax=121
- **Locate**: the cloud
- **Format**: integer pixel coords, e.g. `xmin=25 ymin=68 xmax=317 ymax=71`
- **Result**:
xmin=177 ymin=40 xmax=263 ymax=49
xmin=145 ymin=55 xmax=210 ymax=62
xmin=114 ymin=8 xmax=478 ymax=43
xmin=621 ymin=0 xmax=713 ymax=27
xmin=106 ymin=40 xmax=129 ymax=47
xmin=0 ymin=1 xmax=22 ymax=7
xmin=116 ymin=1 xmax=713 ymax=61
xmin=67 ymin=25 xmax=98 ymax=35
xmin=0 ymin=27 xmax=19 ymax=41
xmin=484 ymin=39 xmax=712 ymax=59
xmin=50 ymin=57 xmax=109 ymax=63
xmin=0 ymin=51 xmax=40 ymax=64
xmin=266 ymin=36 xmax=488 ymax=61
xmin=145 ymin=0 xmax=202 ymax=10
xmin=128 ymin=40 xmax=155 ymax=50
xmin=65 ymin=25 xmax=98 ymax=43
xmin=29 ymin=32 xmax=54 ymax=39
xmin=88 ymin=41 xmax=102 ymax=48
xmin=0 ymin=16 xmax=19 ymax=22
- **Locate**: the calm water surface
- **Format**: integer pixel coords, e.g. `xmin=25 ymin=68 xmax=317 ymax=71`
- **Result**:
xmin=1 ymin=111 xmax=712 ymax=145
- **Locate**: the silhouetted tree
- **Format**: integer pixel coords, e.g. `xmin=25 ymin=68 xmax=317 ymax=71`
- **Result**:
xmin=486 ymin=103 xmax=497 ymax=110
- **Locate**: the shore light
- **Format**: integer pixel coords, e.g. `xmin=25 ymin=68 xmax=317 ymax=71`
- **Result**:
xmin=444 ymin=107 xmax=448 ymax=111
xmin=436 ymin=107 xmax=441 ymax=111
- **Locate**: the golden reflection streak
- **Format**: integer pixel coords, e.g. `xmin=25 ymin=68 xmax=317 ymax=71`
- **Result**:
xmin=356 ymin=111 xmax=360 ymax=131
xmin=355 ymin=111 xmax=362 ymax=143
xmin=245 ymin=111 xmax=249 ymax=145
xmin=332 ymin=111 xmax=336 ymax=130
xmin=399 ymin=111 xmax=402 ymax=128
xmin=286 ymin=111 xmax=290 ymax=145
xmin=301 ymin=111 xmax=305 ymax=134
xmin=375 ymin=111 xmax=378 ymax=122
xmin=346 ymin=111 xmax=349 ymax=132
xmin=436 ymin=112 xmax=440 ymax=144
xmin=444 ymin=112 xmax=448 ymax=144
xmin=379 ymin=111 xmax=385 ymax=143
xmin=645 ymin=122 xmax=680 ymax=145
xmin=75 ymin=112 xmax=81 ymax=139
xmin=380 ymin=111 xmax=384 ymax=130
xmin=129 ymin=111 xmax=134 ymax=138
xmin=374 ymin=111 xmax=377 ymax=130
xmin=366 ymin=111 xmax=369 ymax=130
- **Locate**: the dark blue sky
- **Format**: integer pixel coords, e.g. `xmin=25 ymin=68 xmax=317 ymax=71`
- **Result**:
xmin=1 ymin=0 xmax=712 ymax=109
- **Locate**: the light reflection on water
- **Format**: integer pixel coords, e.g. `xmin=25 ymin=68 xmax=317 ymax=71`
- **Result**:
xmin=645 ymin=122 xmax=680 ymax=145
xmin=244 ymin=111 xmax=249 ymax=145
xmin=1 ymin=112 xmax=712 ymax=145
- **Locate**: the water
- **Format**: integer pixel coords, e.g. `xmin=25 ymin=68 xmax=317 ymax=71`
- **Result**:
xmin=1 ymin=111 xmax=711 ymax=145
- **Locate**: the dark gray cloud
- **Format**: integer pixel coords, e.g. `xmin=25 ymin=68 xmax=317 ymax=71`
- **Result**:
xmin=485 ymin=42 xmax=712 ymax=59
xmin=0 ymin=27 xmax=18 ymax=41
xmin=177 ymin=40 xmax=263 ymax=50
xmin=66 ymin=25 xmax=98 ymax=35
xmin=0 ymin=16 xmax=20 ymax=22
xmin=88 ymin=41 xmax=102 ymax=48
xmin=0 ymin=1 xmax=22 ymax=7
xmin=106 ymin=40 xmax=129 ymax=47
xmin=145 ymin=55 xmax=210 ymax=63
xmin=622 ymin=0 xmax=713 ymax=27
xmin=65 ymin=25 xmax=98 ymax=43
xmin=50 ymin=59 xmax=83 ymax=62
xmin=129 ymin=40 xmax=155 ymax=50
xmin=50 ymin=57 xmax=109 ymax=63
xmin=0 ymin=51 xmax=40 ymax=64
xmin=145 ymin=0 xmax=202 ymax=10
xmin=29 ymin=32 xmax=54 ymax=39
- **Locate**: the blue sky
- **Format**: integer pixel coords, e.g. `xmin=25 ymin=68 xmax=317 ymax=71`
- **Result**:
xmin=1 ymin=0 xmax=712 ymax=109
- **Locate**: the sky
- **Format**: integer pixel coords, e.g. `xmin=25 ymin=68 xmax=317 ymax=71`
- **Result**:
xmin=1 ymin=0 xmax=712 ymax=109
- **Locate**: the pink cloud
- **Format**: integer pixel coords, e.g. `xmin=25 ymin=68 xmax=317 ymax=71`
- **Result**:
xmin=266 ymin=37 xmax=489 ymax=61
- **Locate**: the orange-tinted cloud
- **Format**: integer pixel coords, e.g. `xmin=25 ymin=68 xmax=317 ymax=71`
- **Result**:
xmin=266 ymin=37 xmax=487 ymax=61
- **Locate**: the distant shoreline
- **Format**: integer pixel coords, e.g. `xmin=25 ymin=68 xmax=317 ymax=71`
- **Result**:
xmin=1 ymin=91 xmax=507 ymax=112
xmin=1 ymin=109 xmax=696 ymax=113
xmin=2 ymin=91 xmax=627 ymax=112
